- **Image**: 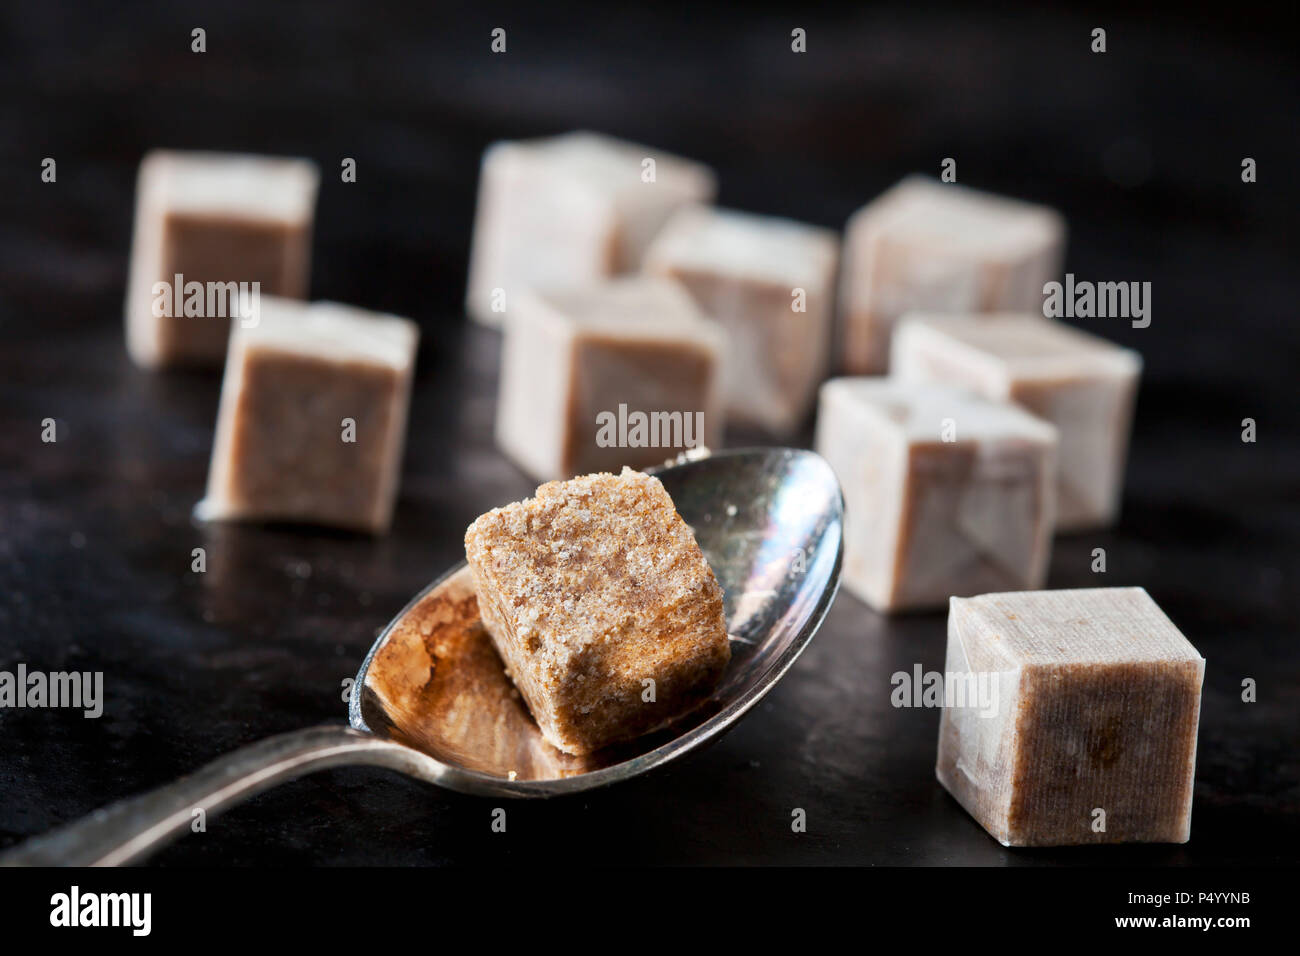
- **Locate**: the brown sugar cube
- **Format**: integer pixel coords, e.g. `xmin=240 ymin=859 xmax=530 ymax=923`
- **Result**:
xmin=892 ymin=313 xmax=1141 ymax=531
xmin=465 ymin=131 xmax=716 ymax=326
xmin=198 ymin=296 xmax=418 ymax=533
xmin=643 ymin=205 xmax=840 ymax=434
xmin=496 ymin=276 xmax=725 ymax=481
xmin=125 ymin=150 xmax=320 ymax=368
xmin=814 ymin=378 xmax=1057 ymax=613
xmin=936 ymin=587 xmax=1205 ymax=846
xmin=464 ymin=467 xmax=731 ymax=756
xmin=838 ymin=175 xmax=1064 ymax=373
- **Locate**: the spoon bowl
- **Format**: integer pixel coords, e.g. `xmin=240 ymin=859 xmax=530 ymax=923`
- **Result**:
xmin=1 ymin=447 xmax=843 ymax=863
xmin=351 ymin=447 xmax=845 ymax=794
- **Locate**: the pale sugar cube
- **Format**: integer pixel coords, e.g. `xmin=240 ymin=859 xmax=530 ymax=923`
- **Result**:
xmin=892 ymin=313 xmax=1141 ymax=531
xmin=937 ymin=587 xmax=1204 ymax=846
xmin=815 ymin=377 xmax=1057 ymax=612
xmin=644 ymin=205 xmax=839 ymax=434
xmin=496 ymin=277 xmax=725 ymax=481
xmin=125 ymin=150 xmax=319 ymax=368
xmin=839 ymin=176 xmax=1064 ymax=373
xmin=199 ymin=296 xmax=418 ymax=534
xmin=466 ymin=131 xmax=715 ymax=326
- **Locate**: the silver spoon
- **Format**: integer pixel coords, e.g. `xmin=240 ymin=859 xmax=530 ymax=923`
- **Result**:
xmin=1 ymin=447 xmax=843 ymax=866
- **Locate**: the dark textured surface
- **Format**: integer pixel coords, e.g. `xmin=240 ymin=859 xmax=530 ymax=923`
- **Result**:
xmin=1 ymin=2 xmax=1297 ymax=865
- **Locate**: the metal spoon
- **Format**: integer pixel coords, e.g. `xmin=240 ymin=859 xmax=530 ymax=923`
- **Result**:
xmin=2 ymin=447 xmax=843 ymax=866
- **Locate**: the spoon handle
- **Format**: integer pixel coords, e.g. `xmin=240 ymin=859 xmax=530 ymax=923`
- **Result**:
xmin=0 ymin=725 xmax=417 ymax=866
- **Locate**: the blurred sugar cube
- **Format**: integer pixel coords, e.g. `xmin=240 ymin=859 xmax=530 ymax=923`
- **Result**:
xmin=839 ymin=176 xmax=1064 ymax=373
xmin=892 ymin=313 xmax=1141 ymax=531
xmin=496 ymin=277 xmax=725 ymax=481
xmin=199 ymin=296 xmax=418 ymax=534
xmin=125 ymin=150 xmax=319 ymax=368
xmin=466 ymin=132 xmax=715 ymax=325
xmin=644 ymin=205 xmax=839 ymax=434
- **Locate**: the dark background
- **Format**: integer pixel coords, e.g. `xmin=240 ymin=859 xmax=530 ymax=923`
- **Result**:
xmin=0 ymin=2 xmax=1296 ymax=865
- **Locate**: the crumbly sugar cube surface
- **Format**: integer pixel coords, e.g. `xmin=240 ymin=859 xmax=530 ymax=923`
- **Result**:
xmin=464 ymin=467 xmax=731 ymax=755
